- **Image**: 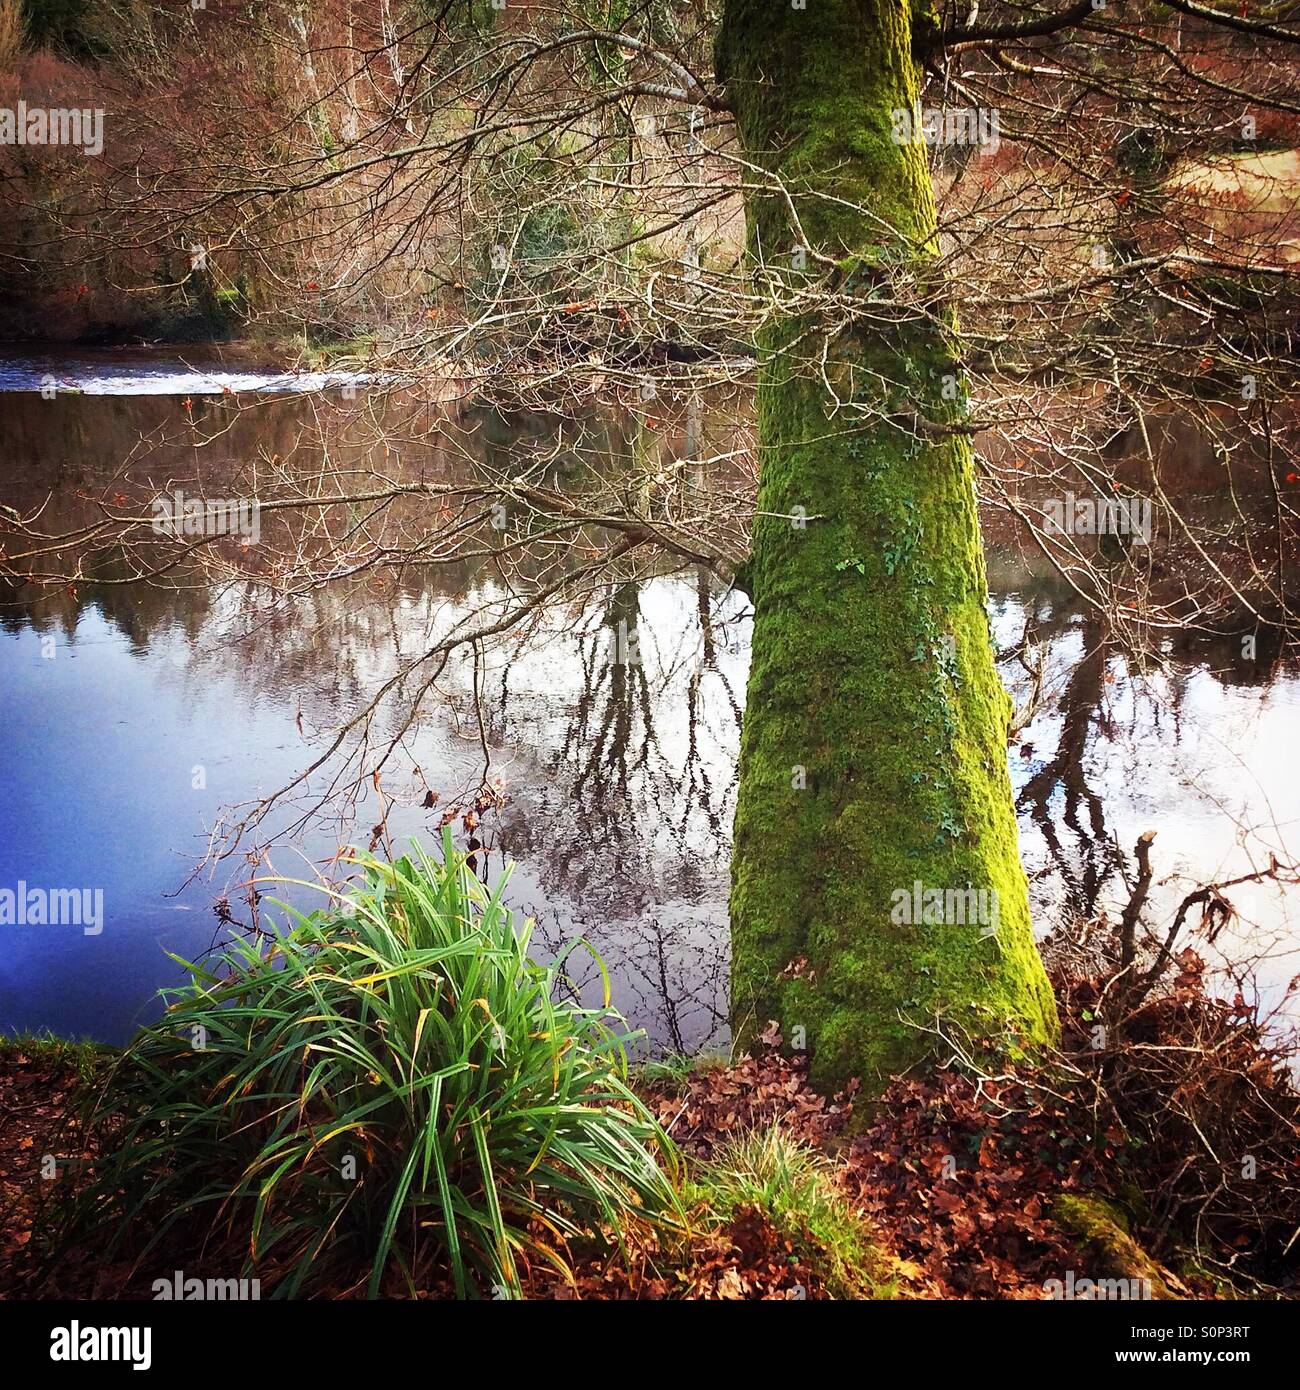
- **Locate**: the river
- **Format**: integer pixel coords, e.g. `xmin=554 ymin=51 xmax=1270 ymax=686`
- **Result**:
xmin=1 ymin=348 xmax=1297 ymax=1053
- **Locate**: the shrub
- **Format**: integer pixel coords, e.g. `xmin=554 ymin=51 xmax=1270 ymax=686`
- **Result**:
xmin=690 ymin=1128 xmax=891 ymax=1299
xmin=63 ymin=832 xmax=682 ymax=1298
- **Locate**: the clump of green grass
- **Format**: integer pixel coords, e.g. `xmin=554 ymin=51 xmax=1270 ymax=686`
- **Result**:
xmin=61 ymin=831 xmax=682 ymax=1298
xmin=0 ymin=1032 xmax=108 ymax=1086
xmin=689 ymin=1128 xmax=892 ymax=1299
xmin=634 ymin=1048 xmax=731 ymax=1090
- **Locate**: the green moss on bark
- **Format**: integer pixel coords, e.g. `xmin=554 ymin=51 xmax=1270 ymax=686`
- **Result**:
xmin=718 ymin=0 xmax=1057 ymax=1093
xmin=1053 ymin=1195 xmax=1180 ymax=1299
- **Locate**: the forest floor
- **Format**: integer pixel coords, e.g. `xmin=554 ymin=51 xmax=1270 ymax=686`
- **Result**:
xmin=1 ymin=944 xmax=1295 ymax=1301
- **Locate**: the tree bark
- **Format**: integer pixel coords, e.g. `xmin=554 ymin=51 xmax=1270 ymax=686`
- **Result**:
xmin=718 ymin=0 xmax=1058 ymax=1093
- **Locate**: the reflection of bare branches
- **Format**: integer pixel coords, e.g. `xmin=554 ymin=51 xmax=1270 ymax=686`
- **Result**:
xmin=1017 ymin=613 xmax=1122 ymax=919
xmin=570 ymin=581 xmax=657 ymax=804
xmin=1128 ymin=853 xmax=1300 ymax=1015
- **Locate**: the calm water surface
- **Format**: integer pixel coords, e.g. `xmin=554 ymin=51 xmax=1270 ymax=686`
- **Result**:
xmin=1 ymin=351 xmax=1297 ymax=1052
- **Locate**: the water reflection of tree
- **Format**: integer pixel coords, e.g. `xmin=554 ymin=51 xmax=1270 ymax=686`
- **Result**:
xmin=486 ymin=571 xmax=743 ymax=1053
xmin=679 ymin=564 xmax=743 ymax=844
xmin=0 ymin=563 xmax=213 ymax=653
xmin=1017 ymin=611 xmax=1123 ymax=920
xmin=1007 ymin=540 xmax=1297 ymax=926
xmin=517 ymin=574 xmax=744 ymax=892
xmin=569 ymin=580 xmax=655 ymax=804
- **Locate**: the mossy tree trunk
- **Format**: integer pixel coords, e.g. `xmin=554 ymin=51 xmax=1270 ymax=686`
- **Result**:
xmin=717 ymin=0 xmax=1058 ymax=1093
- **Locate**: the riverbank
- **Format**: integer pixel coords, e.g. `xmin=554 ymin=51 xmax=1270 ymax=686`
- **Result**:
xmin=3 ymin=927 xmax=1294 ymax=1302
